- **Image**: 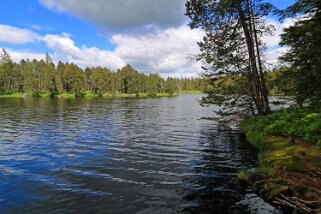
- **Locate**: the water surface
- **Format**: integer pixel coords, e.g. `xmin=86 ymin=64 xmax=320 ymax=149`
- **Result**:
xmin=0 ymin=94 xmax=259 ymax=213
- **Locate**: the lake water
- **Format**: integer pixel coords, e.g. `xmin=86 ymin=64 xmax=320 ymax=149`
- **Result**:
xmin=0 ymin=94 xmax=262 ymax=213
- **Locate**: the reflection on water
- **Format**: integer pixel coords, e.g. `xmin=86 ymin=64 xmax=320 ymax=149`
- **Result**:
xmin=0 ymin=95 xmax=258 ymax=213
xmin=182 ymin=124 xmax=257 ymax=213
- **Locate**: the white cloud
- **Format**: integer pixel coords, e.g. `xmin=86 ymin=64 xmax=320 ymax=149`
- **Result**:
xmin=2 ymin=15 xmax=298 ymax=76
xmin=265 ymin=46 xmax=289 ymax=68
xmin=262 ymin=17 xmax=297 ymax=67
xmin=261 ymin=18 xmax=282 ymax=48
xmin=39 ymin=0 xmax=186 ymax=31
xmin=43 ymin=33 xmax=125 ymax=70
xmin=29 ymin=24 xmax=54 ymax=31
xmin=39 ymin=27 xmax=204 ymax=76
xmin=262 ymin=17 xmax=297 ymax=48
xmin=0 ymin=24 xmax=41 ymax=44
xmin=112 ymin=26 xmax=204 ymax=76
xmin=8 ymin=49 xmax=45 ymax=62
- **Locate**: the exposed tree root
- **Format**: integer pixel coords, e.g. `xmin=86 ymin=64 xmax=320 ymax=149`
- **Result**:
xmin=253 ymin=175 xmax=321 ymax=213
xmin=274 ymin=194 xmax=321 ymax=214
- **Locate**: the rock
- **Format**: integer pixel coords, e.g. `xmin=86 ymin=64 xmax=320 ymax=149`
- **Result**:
xmin=248 ymin=168 xmax=256 ymax=175
xmin=235 ymin=193 xmax=282 ymax=214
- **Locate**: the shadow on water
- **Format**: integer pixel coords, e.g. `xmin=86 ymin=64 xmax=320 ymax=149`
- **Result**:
xmin=181 ymin=122 xmax=258 ymax=213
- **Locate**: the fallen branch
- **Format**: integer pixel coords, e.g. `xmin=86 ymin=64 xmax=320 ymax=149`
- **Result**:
xmin=274 ymin=194 xmax=320 ymax=213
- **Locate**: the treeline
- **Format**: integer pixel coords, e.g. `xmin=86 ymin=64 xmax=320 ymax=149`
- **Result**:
xmin=0 ymin=49 xmax=208 ymax=97
xmin=208 ymin=65 xmax=320 ymax=108
xmin=206 ymin=70 xmax=289 ymax=97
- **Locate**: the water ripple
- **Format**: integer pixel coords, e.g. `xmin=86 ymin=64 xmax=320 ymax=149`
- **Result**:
xmin=0 ymin=95 xmax=259 ymax=213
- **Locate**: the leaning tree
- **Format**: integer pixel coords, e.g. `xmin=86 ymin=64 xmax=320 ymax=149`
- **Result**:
xmin=186 ymin=0 xmax=275 ymax=116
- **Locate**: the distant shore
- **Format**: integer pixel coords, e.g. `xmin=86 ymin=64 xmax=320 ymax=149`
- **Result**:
xmin=0 ymin=90 xmax=203 ymax=98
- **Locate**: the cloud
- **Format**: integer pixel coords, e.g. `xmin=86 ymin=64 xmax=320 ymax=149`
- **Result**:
xmin=112 ymin=26 xmax=204 ymax=75
xmin=262 ymin=17 xmax=298 ymax=48
xmin=39 ymin=0 xmax=186 ymax=31
xmin=40 ymin=26 xmax=204 ymax=76
xmin=28 ymin=24 xmax=54 ymax=31
xmin=8 ymin=49 xmax=45 ymax=62
xmin=0 ymin=24 xmax=41 ymax=44
xmin=3 ymin=17 xmax=298 ymax=76
xmin=265 ymin=46 xmax=289 ymax=68
xmin=262 ymin=17 xmax=297 ymax=67
xmin=43 ymin=33 xmax=125 ymax=70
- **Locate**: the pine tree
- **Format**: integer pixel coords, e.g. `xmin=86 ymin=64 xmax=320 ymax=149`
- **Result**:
xmin=278 ymin=0 xmax=321 ymax=106
xmin=0 ymin=48 xmax=14 ymax=92
xmin=186 ymin=0 xmax=274 ymax=116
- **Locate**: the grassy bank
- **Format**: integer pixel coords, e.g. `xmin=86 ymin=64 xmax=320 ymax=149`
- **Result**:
xmin=0 ymin=92 xmax=175 ymax=98
xmin=0 ymin=90 xmax=205 ymax=98
xmin=0 ymin=92 xmax=53 ymax=98
xmin=240 ymin=108 xmax=321 ymax=213
xmin=242 ymin=107 xmax=321 ymax=146
xmin=0 ymin=92 xmax=26 ymax=98
xmin=178 ymin=90 xmax=203 ymax=94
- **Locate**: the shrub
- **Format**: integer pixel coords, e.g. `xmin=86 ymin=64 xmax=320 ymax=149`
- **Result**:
xmin=242 ymin=107 xmax=321 ymax=145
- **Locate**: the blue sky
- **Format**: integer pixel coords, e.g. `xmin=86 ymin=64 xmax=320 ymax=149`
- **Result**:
xmin=0 ymin=0 xmax=296 ymax=77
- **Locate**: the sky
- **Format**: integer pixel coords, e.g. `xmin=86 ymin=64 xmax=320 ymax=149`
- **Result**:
xmin=0 ymin=0 xmax=295 ymax=77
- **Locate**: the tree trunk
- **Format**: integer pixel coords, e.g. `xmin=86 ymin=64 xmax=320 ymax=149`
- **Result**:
xmin=252 ymin=15 xmax=271 ymax=114
xmin=236 ymin=0 xmax=266 ymax=115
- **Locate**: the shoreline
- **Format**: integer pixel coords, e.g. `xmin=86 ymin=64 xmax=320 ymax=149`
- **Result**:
xmin=239 ymin=108 xmax=321 ymax=213
xmin=0 ymin=91 xmax=203 ymax=99
xmin=0 ymin=92 xmax=175 ymax=99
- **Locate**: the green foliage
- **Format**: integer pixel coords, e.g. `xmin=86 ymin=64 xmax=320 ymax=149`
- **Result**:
xmin=164 ymin=77 xmax=177 ymax=95
xmin=317 ymin=140 xmax=321 ymax=149
xmin=241 ymin=107 xmax=321 ymax=145
xmin=0 ymin=92 xmax=25 ymax=98
xmin=256 ymin=166 xmax=276 ymax=178
xmin=237 ymin=167 xmax=251 ymax=182
xmin=0 ymin=50 xmax=210 ymax=98
xmin=186 ymin=0 xmax=273 ymax=116
xmin=279 ymin=1 xmax=321 ymax=106
xmin=200 ymin=73 xmax=258 ymax=117
xmin=245 ymin=130 xmax=266 ymax=151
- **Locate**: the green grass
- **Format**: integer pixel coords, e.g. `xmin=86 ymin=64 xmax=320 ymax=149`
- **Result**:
xmin=241 ymin=127 xmax=321 ymax=209
xmin=179 ymin=90 xmax=203 ymax=94
xmin=136 ymin=93 xmax=149 ymax=97
xmin=242 ymin=132 xmax=321 ymax=173
xmin=237 ymin=109 xmax=321 ymax=185
xmin=156 ymin=92 xmax=173 ymax=97
xmin=0 ymin=92 xmax=25 ymax=98
xmin=0 ymin=91 xmax=177 ymax=99
xmin=0 ymin=92 xmax=52 ymax=98
xmin=37 ymin=92 xmax=51 ymax=97
xmin=240 ymin=107 xmax=321 ymax=178
xmin=237 ymin=167 xmax=253 ymax=182
xmin=59 ymin=93 xmax=76 ymax=98
xmin=240 ymin=106 xmax=321 ymax=180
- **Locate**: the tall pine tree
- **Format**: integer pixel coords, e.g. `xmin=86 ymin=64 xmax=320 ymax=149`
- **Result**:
xmin=186 ymin=0 xmax=274 ymax=116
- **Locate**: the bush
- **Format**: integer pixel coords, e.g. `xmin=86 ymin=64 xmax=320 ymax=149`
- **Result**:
xmin=241 ymin=107 xmax=321 ymax=145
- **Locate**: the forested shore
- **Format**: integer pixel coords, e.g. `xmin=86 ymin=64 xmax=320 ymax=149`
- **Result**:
xmin=0 ymin=49 xmax=208 ymax=98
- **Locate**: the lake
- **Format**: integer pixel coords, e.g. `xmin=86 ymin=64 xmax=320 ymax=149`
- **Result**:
xmin=0 ymin=94 xmax=263 ymax=213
